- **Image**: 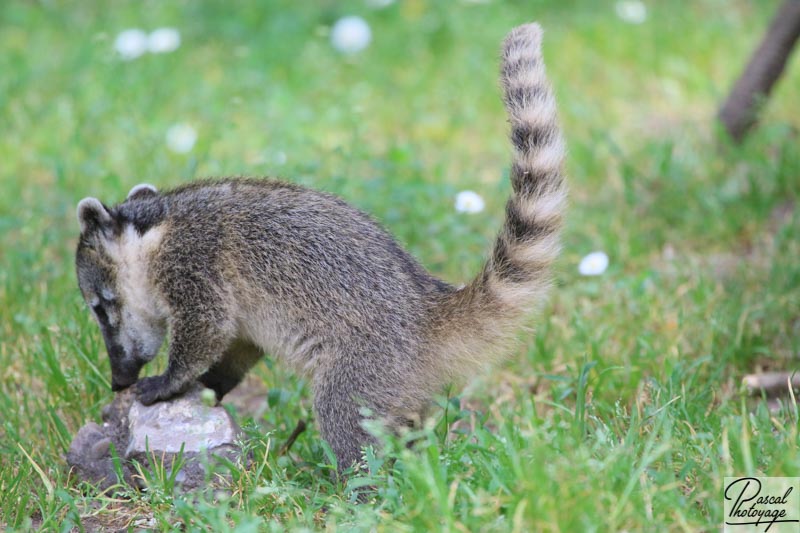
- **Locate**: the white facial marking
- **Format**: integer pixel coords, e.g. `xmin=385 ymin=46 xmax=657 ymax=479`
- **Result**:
xmin=101 ymin=288 xmax=116 ymax=301
xmin=116 ymin=224 xmax=167 ymax=316
xmin=102 ymin=223 xmax=169 ymax=360
xmin=107 ymin=309 xmax=120 ymax=327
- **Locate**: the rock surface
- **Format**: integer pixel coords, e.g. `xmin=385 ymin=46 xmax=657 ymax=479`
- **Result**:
xmin=67 ymin=385 xmax=242 ymax=492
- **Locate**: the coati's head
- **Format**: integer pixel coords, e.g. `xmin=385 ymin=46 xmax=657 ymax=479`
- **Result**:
xmin=76 ymin=184 xmax=168 ymax=392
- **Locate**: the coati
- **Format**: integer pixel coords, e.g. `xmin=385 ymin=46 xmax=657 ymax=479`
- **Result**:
xmin=75 ymin=23 xmax=566 ymax=471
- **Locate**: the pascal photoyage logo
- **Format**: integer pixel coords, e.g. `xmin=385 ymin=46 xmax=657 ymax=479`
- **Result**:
xmin=724 ymin=477 xmax=800 ymax=532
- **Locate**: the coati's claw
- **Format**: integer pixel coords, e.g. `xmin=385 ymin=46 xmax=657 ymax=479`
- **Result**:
xmin=134 ymin=375 xmax=172 ymax=406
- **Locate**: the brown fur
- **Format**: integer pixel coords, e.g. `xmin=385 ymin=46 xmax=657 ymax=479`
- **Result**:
xmin=75 ymin=23 xmax=566 ymax=471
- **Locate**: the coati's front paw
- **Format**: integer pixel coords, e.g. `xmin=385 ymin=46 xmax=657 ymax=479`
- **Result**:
xmin=135 ymin=375 xmax=175 ymax=406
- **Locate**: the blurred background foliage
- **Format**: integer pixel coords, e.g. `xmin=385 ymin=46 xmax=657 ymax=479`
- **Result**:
xmin=1 ymin=0 xmax=798 ymax=530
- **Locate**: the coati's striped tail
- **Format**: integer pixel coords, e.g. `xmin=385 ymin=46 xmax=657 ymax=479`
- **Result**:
xmin=432 ymin=23 xmax=566 ymax=379
xmin=489 ymin=23 xmax=566 ymax=299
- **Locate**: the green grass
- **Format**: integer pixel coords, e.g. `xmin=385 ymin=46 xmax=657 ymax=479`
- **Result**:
xmin=2 ymin=0 xmax=799 ymax=530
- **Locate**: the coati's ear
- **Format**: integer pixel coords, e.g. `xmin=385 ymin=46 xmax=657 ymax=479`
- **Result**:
xmin=77 ymin=197 xmax=113 ymax=234
xmin=127 ymin=183 xmax=158 ymax=201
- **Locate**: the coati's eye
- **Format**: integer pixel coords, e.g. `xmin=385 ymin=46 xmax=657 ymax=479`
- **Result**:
xmin=92 ymin=303 xmax=109 ymax=324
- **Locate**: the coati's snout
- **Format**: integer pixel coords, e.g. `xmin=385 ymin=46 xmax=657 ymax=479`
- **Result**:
xmin=108 ymin=343 xmax=145 ymax=391
xmin=99 ymin=318 xmax=162 ymax=391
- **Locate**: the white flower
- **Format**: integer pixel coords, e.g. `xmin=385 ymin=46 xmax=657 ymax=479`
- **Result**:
xmin=165 ymin=124 xmax=197 ymax=154
xmin=148 ymin=27 xmax=181 ymax=54
xmin=114 ymin=29 xmax=148 ymax=60
xmin=455 ymin=190 xmax=485 ymax=214
xmin=615 ymin=1 xmax=647 ymax=24
xmin=330 ymin=16 xmax=372 ymax=54
xmin=578 ymin=251 xmax=609 ymax=276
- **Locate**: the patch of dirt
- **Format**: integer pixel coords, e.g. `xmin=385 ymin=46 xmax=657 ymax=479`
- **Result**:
xmin=222 ymin=374 xmax=269 ymax=420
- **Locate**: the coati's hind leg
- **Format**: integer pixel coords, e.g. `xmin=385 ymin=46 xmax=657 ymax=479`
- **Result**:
xmin=200 ymin=340 xmax=263 ymax=400
xmin=312 ymin=359 xmax=421 ymax=473
xmin=313 ymin=374 xmax=377 ymax=472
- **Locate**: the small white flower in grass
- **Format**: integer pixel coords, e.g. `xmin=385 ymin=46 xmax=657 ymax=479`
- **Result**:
xmin=615 ymin=1 xmax=647 ymax=24
xmin=331 ymin=16 xmax=372 ymax=54
xmin=366 ymin=0 xmax=395 ymax=8
xmin=455 ymin=190 xmax=485 ymax=214
xmin=578 ymin=251 xmax=609 ymax=276
xmin=165 ymin=124 xmax=197 ymax=154
xmin=148 ymin=27 xmax=181 ymax=54
xmin=114 ymin=29 xmax=148 ymax=60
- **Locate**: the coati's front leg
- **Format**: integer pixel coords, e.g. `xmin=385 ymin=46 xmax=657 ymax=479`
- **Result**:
xmin=136 ymin=314 xmax=233 ymax=406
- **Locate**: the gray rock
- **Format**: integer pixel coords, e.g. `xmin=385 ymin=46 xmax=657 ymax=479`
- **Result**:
xmin=126 ymin=390 xmax=238 ymax=455
xmin=67 ymin=422 xmax=127 ymax=491
xmin=67 ymin=384 xmax=242 ymax=492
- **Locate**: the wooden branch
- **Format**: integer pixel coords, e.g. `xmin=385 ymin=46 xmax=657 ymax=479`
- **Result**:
xmin=718 ymin=0 xmax=800 ymax=142
xmin=278 ymin=420 xmax=307 ymax=456
xmin=743 ymin=371 xmax=800 ymax=397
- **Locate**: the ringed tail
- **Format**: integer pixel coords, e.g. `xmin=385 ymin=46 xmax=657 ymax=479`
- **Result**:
xmin=433 ymin=23 xmax=567 ymax=379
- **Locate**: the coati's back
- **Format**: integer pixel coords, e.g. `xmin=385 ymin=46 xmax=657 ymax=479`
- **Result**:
xmin=75 ymin=23 xmax=565 ymax=471
xmin=151 ymin=179 xmax=455 ymax=373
